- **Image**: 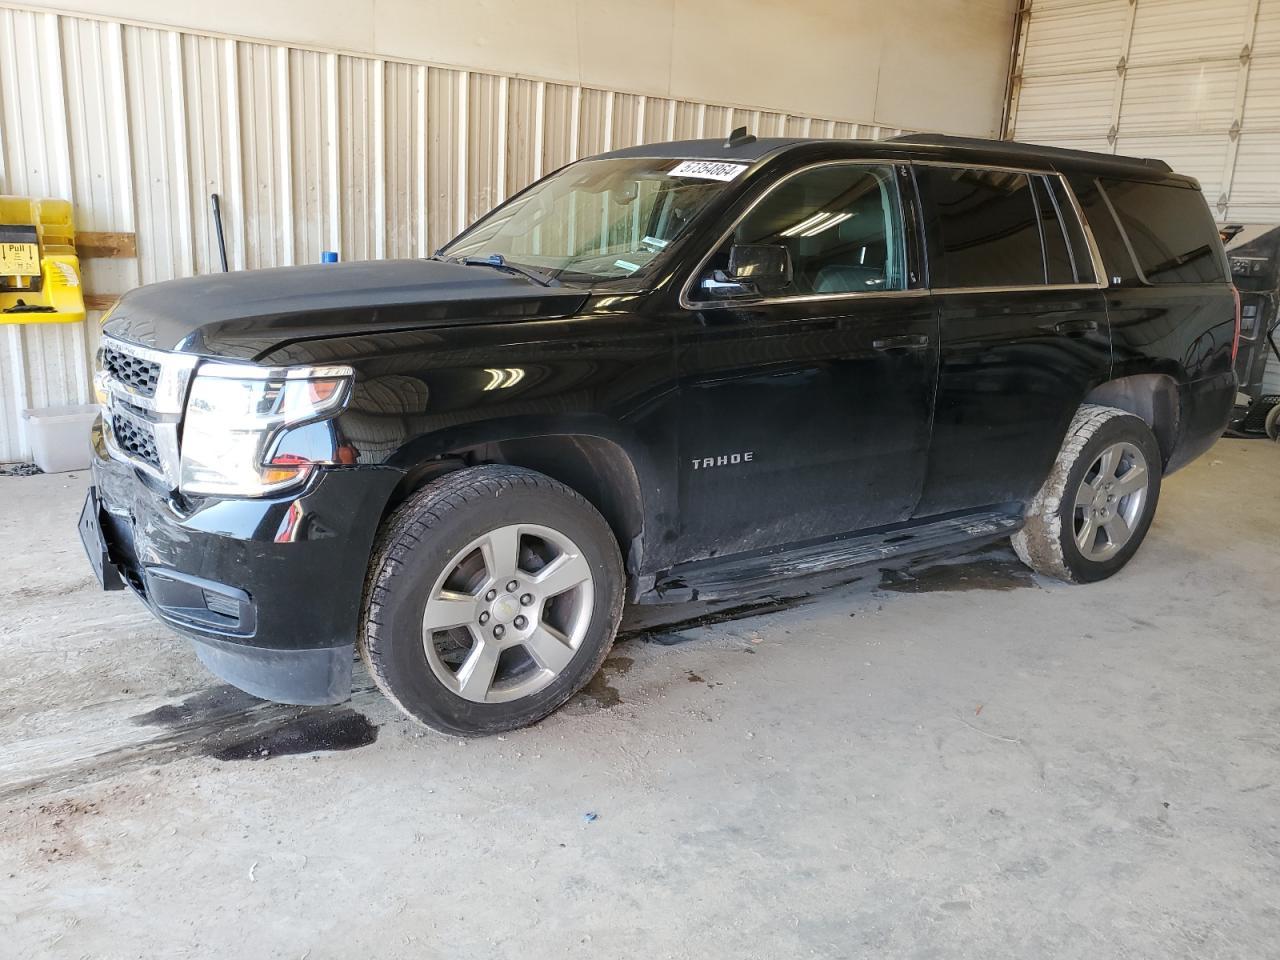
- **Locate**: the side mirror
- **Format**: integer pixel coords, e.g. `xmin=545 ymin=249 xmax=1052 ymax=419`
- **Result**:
xmin=700 ymin=243 xmax=793 ymax=299
xmin=729 ymin=244 xmax=793 ymax=291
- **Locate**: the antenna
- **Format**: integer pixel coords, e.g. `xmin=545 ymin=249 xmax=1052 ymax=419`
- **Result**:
xmin=724 ymin=126 xmax=756 ymax=148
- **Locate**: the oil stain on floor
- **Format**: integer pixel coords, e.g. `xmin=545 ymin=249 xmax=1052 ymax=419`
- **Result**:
xmin=878 ymin=548 xmax=1038 ymax=593
xmin=210 ymin=710 xmax=378 ymax=761
xmin=132 ymin=684 xmax=264 ymax=727
xmin=134 ymin=684 xmax=380 ymax=762
xmin=577 ymin=655 xmax=634 ymax=709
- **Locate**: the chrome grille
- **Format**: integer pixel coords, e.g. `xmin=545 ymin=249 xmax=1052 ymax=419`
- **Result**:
xmin=97 ymin=336 xmax=198 ymax=485
xmin=108 ymin=407 xmax=161 ymax=470
xmin=102 ymin=344 xmax=161 ymax=398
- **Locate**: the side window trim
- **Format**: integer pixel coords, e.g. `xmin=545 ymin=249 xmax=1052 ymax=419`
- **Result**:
xmin=910 ymin=160 xmax=1108 ymax=294
xmin=680 ymin=160 xmax=1109 ymax=308
xmin=1093 ymin=175 xmax=1150 ymax=285
xmin=679 ymin=160 xmax=922 ymax=310
xmin=1027 ymin=175 xmax=1054 ymax=284
xmin=903 ymin=163 xmax=931 ymax=289
xmin=1045 ymin=177 xmax=1085 ymax=283
xmin=1035 ymin=174 xmax=1079 ymax=283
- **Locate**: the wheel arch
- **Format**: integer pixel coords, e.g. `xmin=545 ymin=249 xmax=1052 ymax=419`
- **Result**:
xmin=379 ymin=416 xmax=656 ymax=594
xmin=1083 ymin=373 xmax=1181 ymax=469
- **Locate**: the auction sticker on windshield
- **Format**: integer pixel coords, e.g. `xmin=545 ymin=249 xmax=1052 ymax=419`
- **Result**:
xmin=669 ymin=160 xmax=749 ymax=181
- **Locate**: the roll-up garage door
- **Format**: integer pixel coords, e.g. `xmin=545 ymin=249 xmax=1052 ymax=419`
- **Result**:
xmin=1007 ymin=0 xmax=1280 ymax=224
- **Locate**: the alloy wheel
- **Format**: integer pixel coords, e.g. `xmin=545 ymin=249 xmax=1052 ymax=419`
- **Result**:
xmin=1073 ymin=440 xmax=1149 ymax=562
xmin=421 ymin=523 xmax=594 ymax=703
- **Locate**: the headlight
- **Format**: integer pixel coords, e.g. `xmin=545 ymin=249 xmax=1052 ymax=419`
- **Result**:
xmin=179 ymin=361 xmax=354 ymax=497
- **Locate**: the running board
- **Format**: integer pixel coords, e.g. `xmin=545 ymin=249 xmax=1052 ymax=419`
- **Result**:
xmin=642 ymin=508 xmax=1024 ymax=604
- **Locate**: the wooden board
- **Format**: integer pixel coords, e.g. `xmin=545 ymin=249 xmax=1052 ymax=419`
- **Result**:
xmin=76 ymin=232 xmax=137 ymax=259
xmin=83 ymin=294 xmax=120 ymax=312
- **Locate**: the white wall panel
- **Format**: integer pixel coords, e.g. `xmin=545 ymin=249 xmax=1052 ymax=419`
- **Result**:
xmin=382 ymin=60 xmax=429 ymax=259
xmin=14 ymin=0 xmax=1018 ymax=137
xmin=288 ymin=49 xmax=340 ymax=267
xmin=1 ymin=7 xmax=80 ymax=460
xmin=123 ymin=26 xmax=192 ymax=283
xmin=183 ymin=34 xmax=238 ymax=275
xmin=0 ymin=5 xmax=908 ymax=461
xmin=1009 ymin=0 xmax=1280 ymax=226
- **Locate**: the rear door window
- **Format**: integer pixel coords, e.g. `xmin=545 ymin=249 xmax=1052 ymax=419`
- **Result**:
xmin=917 ymin=167 xmax=1045 ymax=288
xmin=1098 ymin=178 xmax=1226 ymax=284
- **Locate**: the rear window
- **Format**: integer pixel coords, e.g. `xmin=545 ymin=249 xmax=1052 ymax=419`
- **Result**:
xmin=1098 ymin=178 xmax=1226 ymax=284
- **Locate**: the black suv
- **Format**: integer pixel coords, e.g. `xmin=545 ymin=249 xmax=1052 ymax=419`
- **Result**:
xmin=81 ymin=133 xmax=1238 ymax=735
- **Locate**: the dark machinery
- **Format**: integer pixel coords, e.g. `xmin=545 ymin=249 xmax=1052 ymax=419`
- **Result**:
xmin=1224 ymin=225 xmax=1280 ymax=439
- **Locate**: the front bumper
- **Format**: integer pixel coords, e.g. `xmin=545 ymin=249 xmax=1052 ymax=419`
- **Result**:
xmin=84 ymin=421 xmax=401 ymax=704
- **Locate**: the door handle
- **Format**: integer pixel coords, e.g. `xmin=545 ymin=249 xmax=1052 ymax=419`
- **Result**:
xmin=1053 ymin=319 xmax=1099 ymax=335
xmin=872 ymin=334 xmax=930 ymax=351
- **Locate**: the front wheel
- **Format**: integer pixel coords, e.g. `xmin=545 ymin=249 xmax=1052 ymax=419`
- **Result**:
xmin=1013 ymin=404 xmax=1162 ymax=583
xmin=360 ymin=465 xmax=625 ymax=736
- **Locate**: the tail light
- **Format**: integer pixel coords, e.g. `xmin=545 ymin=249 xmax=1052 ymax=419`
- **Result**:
xmin=1230 ymin=284 xmax=1242 ymax=365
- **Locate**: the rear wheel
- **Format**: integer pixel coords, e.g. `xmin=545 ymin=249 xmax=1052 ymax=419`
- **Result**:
xmin=360 ymin=465 xmax=624 ymax=735
xmin=1013 ymin=404 xmax=1162 ymax=583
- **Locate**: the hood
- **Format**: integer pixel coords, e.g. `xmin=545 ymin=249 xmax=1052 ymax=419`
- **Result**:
xmin=102 ymin=259 xmax=590 ymax=358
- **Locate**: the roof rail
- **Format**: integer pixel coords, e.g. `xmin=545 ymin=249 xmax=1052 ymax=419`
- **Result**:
xmin=888 ymin=133 xmax=1172 ymax=174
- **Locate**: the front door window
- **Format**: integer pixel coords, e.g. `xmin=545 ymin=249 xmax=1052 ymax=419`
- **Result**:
xmin=691 ymin=163 xmax=907 ymax=300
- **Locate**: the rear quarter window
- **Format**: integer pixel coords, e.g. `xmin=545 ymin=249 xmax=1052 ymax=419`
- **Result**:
xmin=1067 ymin=176 xmax=1139 ymax=285
xmin=1099 ymin=178 xmax=1227 ymax=284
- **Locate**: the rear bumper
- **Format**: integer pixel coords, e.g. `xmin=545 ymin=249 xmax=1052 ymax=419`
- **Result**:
xmin=1167 ymin=371 xmax=1237 ymax=473
xmin=87 ymin=421 xmax=401 ymax=704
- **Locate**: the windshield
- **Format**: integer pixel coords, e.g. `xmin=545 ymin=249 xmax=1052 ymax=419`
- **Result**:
xmin=438 ymin=157 xmax=749 ymax=283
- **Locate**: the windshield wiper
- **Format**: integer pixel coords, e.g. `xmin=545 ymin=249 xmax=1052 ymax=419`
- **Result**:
xmin=456 ymin=253 xmax=560 ymax=287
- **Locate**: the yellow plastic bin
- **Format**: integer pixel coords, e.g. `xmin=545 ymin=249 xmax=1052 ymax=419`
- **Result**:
xmin=21 ymin=404 xmax=99 ymax=473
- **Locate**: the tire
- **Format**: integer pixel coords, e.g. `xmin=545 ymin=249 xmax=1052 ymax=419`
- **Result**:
xmin=1265 ymin=402 xmax=1280 ymax=442
xmin=1012 ymin=404 xmax=1162 ymax=584
xmin=360 ymin=465 xmax=625 ymax=736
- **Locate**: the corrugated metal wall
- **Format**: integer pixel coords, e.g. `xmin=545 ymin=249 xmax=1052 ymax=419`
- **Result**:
xmin=1009 ymin=0 xmax=1280 ymax=224
xmin=0 ymin=5 xmax=906 ymax=463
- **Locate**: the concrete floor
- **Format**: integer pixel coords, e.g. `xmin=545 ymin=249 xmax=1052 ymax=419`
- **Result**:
xmin=2 ymin=438 xmax=1278 ymax=959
